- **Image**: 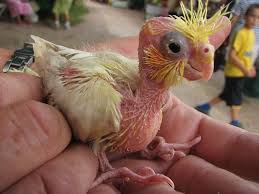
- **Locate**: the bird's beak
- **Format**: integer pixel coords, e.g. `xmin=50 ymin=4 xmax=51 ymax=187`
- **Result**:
xmin=184 ymin=16 xmax=231 ymax=81
xmin=202 ymin=16 xmax=231 ymax=80
xmin=187 ymin=43 xmax=215 ymax=81
xmin=200 ymin=43 xmax=215 ymax=80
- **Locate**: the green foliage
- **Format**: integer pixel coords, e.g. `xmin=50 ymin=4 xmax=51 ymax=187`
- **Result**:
xmin=70 ymin=0 xmax=88 ymax=25
xmin=35 ymin=0 xmax=88 ymax=25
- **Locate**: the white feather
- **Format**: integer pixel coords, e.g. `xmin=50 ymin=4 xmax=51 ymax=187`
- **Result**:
xmin=31 ymin=35 xmax=139 ymax=145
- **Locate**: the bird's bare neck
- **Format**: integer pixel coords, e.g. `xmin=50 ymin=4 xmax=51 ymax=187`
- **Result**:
xmin=136 ymin=77 xmax=168 ymax=110
xmin=136 ymin=45 xmax=169 ymax=108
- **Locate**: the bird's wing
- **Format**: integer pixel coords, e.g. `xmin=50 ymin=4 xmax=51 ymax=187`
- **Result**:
xmin=79 ymin=51 xmax=139 ymax=93
xmin=32 ymin=35 xmax=140 ymax=92
xmin=31 ymin=36 xmax=139 ymax=143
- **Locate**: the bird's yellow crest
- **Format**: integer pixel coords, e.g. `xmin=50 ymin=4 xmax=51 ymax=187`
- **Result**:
xmin=172 ymin=0 xmax=230 ymax=44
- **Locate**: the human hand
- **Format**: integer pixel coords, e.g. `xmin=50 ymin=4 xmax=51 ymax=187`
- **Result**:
xmin=0 ymin=49 xmax=99 ymax=193
xmin=1 ymin=35 xmax=259 ymax=194
xmin=0 ymin=38 xmax=158 ymax=194
xmin=110 ymin=93 xmax=259 ymax=194
xmin=249 ymin=67 xmax=256 ymax=77
xmin=243 ymin=67 xmax=256 ymax=77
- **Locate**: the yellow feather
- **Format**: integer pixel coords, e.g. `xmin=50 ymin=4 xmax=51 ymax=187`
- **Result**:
xmin=172 ymin=0 xmax=230 ymax=44
xmin=31 ymin=36 xmax=127 ymax=153
xmin=143 ymin=45 xmax=184 ymax=87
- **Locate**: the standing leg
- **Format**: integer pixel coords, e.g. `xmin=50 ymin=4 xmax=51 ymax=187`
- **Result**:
xmin=54 ymin=13 xmax=60 ymax=29
xmin=195 ymin=97 xmax=222 ymax=115
xmin=16 ymin=15 xmax=22 ymax=24
xmin=209 ymin=97 xmax=223 ymax=106
xmin=64 ymin=12 xmax=71 ymax=29
xmin=98 ymin=148 xmax=114 ymax=172
xmin=229 ymin=77 xmax=244 ymax=128
xmin=230 ymin=106 xmax=243 ymax=128
xmin=230 ymin=105 xmax=241 ymax=120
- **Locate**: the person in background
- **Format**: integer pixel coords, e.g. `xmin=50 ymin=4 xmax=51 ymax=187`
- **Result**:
xmin=52 ymin=0 xmax=73 ymax=29
xmin=5 ymin=0 xmax=38 ymax=24
xmin=231 ymin=0 xmax=259 ymax=64
xmin=195 ymin=4 xmax=259 ymax=128
xmin=207 ymin=0 xmax=236 ymax=72
xmin=231 ymin=0 xmax=259 ymax=98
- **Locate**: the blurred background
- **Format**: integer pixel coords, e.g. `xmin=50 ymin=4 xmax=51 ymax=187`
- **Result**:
xmin=0 ymin=0 xmax=258 ymax=131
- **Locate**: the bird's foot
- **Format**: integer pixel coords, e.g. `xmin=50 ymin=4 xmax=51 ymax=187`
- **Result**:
xmin=98 ymin=149 xmax=113 ymax=172
xmin=90 ymin=166 xmax=174 ymax=190
xmin=141 ymin=136 xmax=201 ymax=161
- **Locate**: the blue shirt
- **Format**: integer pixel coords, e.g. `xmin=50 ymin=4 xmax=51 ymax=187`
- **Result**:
xmin=232 ymin=0 xmax=259 ymax=45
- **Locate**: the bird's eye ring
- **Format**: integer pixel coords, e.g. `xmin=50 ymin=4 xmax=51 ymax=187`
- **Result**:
xmin=168 ymin=42 xmax=181 ymax=53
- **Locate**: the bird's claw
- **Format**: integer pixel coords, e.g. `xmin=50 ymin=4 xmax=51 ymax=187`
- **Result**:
xmin=90 ymin=166 xmax=174 ymax=190
xmin=142 ymin=136 xmax=201 ymax=161
xmin=134 ymin=167 xmax=175 ymax=188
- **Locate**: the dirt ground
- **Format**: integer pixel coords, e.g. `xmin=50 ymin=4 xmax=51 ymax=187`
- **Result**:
xmin=0 ymin=1 xmax=259 ymax=132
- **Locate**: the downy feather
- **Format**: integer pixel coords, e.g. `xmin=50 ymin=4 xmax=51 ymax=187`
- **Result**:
xmin=31 ymin=36 xmax=139 ymax=150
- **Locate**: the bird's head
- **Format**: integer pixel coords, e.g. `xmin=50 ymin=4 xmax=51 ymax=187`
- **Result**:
xmin=138 ymin=0 xmax=231 ymax=88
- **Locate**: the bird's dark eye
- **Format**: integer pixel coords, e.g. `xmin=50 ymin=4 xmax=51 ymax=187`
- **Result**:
xmin=168 ymin=42 xmax=181 ymax=53
xmin=160 ymin=31 xmax=188 ymax=57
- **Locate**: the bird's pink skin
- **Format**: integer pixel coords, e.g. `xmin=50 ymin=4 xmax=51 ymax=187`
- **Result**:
xmin=91 ymin=79 xmax=174 ymax=188
xmin=113 ymin=16 xmax=231 ymax=154
xmin=116 ymin=80 xmax=168 ymax=152
xmin=92 ymin=16 xmax=231 ymax=188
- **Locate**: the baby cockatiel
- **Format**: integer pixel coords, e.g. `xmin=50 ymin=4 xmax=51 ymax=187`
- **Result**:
xmin=30 ymin=0 xmax=231 ymax=189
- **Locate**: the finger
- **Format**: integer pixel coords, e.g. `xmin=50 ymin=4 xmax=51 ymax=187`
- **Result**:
xmin=4 ymin=145 xmax=98 ymax=194
xmin=0 ymin=73 xmax=42 ymax=108
xmin=160 ymin=95 xmax=259 ymax=182
xmin=0 ymin=100 xmax=71 ymax=191
xmin=167 ymin=155 xmax=259 ymax=194
xmin=194 ymin=117 xmax=259 ymax=182
xmin=112 ymin=157 xmax=173 ymax=175
xmin=88 ymin=184 xmax=120 ymax=194
xmin=111 ymin=158 xmax=177 ymax=193
xmin=159 ymin=95 xmax=201 ymax=143
xmin=122 ymin=183 xmax=183 ymax=194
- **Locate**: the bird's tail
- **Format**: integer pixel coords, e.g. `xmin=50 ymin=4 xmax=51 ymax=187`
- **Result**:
xmin=8 ymin=35 xmax=60 ymax=77
xmin=31 ymin=35 xmax=56 ymax=59
xmin=8 ymin=66 xmax=40 ymax=77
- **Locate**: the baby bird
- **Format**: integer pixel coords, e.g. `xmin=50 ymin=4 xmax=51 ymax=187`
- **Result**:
xmin=30 ymin=0 xmax=231 ymax=190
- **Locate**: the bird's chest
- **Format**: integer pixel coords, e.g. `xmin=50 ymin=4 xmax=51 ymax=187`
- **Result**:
xmin=114 ymin=97 xmax=164 ymax=153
